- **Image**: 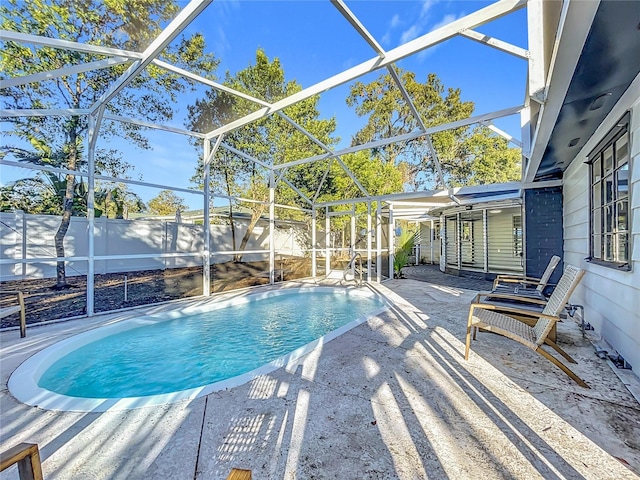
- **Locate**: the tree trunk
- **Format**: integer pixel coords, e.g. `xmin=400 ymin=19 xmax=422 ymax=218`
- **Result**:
xmin=54 ymin=175 xmax=74 ymax=288
xmin=54 ymin=120 xmax=78 ymax=288
xmin=224 ymin=170 xmax=239 ymax=262
xmin=237 ymin=204 xmax=266 ymax=263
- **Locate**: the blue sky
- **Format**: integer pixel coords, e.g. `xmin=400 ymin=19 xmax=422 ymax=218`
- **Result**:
xmin=3 ymin=0 xmax=529 ymax=210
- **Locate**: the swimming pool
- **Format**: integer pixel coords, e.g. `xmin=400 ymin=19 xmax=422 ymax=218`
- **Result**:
xmin=9 ymin=287 xmax=387 ymax=412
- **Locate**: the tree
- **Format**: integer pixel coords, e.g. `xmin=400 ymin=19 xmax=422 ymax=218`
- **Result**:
xmin=461 ymin=127 xmax=521 ymax=185
xmin=188 ymin=49 xmax=337 ymax=261
xmin=147 ymin=189 xmax=186 ymax=216
xmin=346 ymin=68 xmax=521 ymax=189
xmin=323 ymin=150 xmax=404 ymax=239
xmin=1 ymin=0 xmax=218 ymax=287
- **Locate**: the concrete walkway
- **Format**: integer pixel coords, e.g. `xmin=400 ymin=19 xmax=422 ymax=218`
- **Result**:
xmin=1 ymin=278 xmax=639 ymax=479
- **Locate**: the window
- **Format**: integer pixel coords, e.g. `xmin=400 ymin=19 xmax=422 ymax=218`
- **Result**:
xmin=461 ymin=220 xmax=473 ymax=242
xmin=588 ymin=112 xmax=631 ymax=268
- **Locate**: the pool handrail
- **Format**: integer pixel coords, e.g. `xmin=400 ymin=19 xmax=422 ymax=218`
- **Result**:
xmin=342 ymin=252 xmax=364 ymax=286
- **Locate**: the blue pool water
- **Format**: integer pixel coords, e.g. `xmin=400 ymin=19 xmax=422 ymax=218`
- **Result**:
xmin=38 ymin=289 xmax=385 ymax=399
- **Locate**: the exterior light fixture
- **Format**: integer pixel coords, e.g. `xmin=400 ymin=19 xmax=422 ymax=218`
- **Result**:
xmin=589 ymin=93 xmax=611 ymax=111
xmin=489 ymin=209 xmax=502 ymax=214
xmin=568 ymin=137 xmax=580 ymax=147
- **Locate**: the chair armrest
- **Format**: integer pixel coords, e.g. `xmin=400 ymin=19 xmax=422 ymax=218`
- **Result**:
xmin=495 ymin=274 xmax=542 ymax=282
xmin=0 ymin=291 xmax=26 ymax=338
xmin=0 ymin=291 xmax=25 ymax=305
xmin=475 ymin=291 xmax=548 ymax=306
xmin=469 ymin=302 xmax=560 ymax=322
xmin=494 ymin=278 xmax=542 ymax=286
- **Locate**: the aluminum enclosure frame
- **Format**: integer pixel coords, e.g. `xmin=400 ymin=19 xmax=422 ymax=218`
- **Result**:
xmin=1 ymin=0 xmax=543 ymax=316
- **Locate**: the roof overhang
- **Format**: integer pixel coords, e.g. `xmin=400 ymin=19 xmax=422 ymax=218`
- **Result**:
xmin=525 ymin=0 xmax=640 ymax=182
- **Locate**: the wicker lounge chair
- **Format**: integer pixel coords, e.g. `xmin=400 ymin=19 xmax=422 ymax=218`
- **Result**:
xmin=465 ymin=264 xmax=588 ymax=387
xmin=492 ymin=254 xmax=561 ymax=299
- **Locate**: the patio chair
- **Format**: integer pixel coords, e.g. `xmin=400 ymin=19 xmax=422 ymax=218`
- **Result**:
xmin=465 ymin=264 xmax=588 ymax=388
xmin=492 ymin=254 xmax=561 ymax=299
xmin=479 ymin=263 xmax=584 ymax=342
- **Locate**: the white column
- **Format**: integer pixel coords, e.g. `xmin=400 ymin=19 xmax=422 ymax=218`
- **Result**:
xmin=483 ymin=208 xmax=489 ymax=273
xmin=367 ymin=202 xmax=372 ymax=281
xmin=439 ymin=214 xmax=445 ymax=272
xmin=376 ymin=201 xmax=382 ymax=283
xmin=430 ymin=219 xmax=434 ymax=264
xmin=325 ymin=207 xmax=330 ymax=277
xmin=269 ymin=171 xmax=275 ymax=284
xmin=350 ymin=209 xmax=356 ymax=256
xmin=86 ymin=108 xmax=104 ymax=316
xmin=456 ymin=212 xmax=462 ymax=270
xmin=414 ymin=220 xmax=419 ymax=265
xmin=203 ymin=139 xmax=211 ymax=296
xmin=311 ymin=208 xmax=317 ymax=277
xmin=388 ymin=203 xmax=394 ymax=279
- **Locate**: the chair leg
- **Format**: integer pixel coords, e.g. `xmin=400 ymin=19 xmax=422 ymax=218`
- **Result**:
xmin=543 ymin=338 xmax=577 ymax=364
xmin=535 ymin=347 xmax=589 ymax=388
xmin=465 ymin=308 xmax=476 ymax=360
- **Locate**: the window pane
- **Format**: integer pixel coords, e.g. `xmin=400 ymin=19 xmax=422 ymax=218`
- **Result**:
xmin=604 ymin=174 xmax=614 ymax=203
xmin=604 ymin=205 xmax=613 ymax=232
xmin=593 ymin=156 xmax=602 ymax=182
xmin=604 ymin=145 xmax=614 ymax=174
xmin=616 ymin=135 xmax=629 ymax=167
xmin=593 ymin=207 xmax=601 ymax=234
xmin=592 ymin=181 xmax=601 ymax=207
xmin=617 ymin=200 xmax=628 ymax=232
xmin=617 ymin=163 xmax=629 ymax=198
xmin=592 ymin=235 xmax=601 ymax=259
xmin=617 ymin=233 xmax=628 ymax=263
xmin=604 ymin=234 xmax=614 ymax=261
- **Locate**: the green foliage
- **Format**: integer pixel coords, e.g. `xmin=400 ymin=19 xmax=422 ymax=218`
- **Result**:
xmin=187 ymin=49 xmax=339 ymax=258
xmin=1 ymin=0 xmax=218 ymax=284
xmin=325 ymin=150 xmax=404 ymax=233
xmin=147 ymin=189 xmax=186 ymax=216
xmin=347 ymin=68 xmax=521 ymax=189
xmin=461 ymin=127 xmax=522 ymax=186
xmin=189 ymin=49 xmax=337 ymax=206
xmin=393 ymin=226 xmax=416 ymax=277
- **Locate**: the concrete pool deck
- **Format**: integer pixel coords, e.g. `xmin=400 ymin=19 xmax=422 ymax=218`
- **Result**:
xmin=1 ymin=278 xmax=639 ymax=479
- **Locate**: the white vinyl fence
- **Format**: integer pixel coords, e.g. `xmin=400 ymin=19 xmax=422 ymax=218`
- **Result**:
xmin=0 ymin=211 xmax=308 ymax=281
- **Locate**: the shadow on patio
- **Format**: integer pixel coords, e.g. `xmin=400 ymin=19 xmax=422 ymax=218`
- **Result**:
xmin=1 ymin=279 xmax=639 ymax=479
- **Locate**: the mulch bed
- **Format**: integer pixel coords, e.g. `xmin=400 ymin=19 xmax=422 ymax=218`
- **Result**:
xmin=0 ymin=259 xmax=312 ymax=328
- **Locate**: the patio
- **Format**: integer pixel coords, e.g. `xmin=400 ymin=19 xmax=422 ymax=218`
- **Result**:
xmin=1 ymin=276 xmax=639 ymax=479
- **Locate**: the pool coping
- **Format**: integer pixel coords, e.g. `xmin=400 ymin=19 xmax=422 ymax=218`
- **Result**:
xmin=8 ymin=285 xmax=390 ymax=413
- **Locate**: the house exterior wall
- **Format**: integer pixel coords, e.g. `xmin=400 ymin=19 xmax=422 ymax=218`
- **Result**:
xmin=523 ymin=186 xmax=564 ymax=285
xmin=486 ymin=207 xmax=523 ymax=273
xmin=440 ymin=206 xmax=523 ymax=274
xmin=563 ymin=77 xmax=640 ymax=371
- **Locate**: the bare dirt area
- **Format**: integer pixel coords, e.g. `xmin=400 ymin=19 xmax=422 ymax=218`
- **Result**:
xmin=0 ymin=259 xmax=311 ymax=329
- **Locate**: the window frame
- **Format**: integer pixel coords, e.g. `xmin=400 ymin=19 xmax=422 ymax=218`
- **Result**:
xmin=587 ymin=111 xmax=631 ymax=271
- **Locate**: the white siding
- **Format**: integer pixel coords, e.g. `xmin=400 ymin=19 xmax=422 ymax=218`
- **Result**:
xmin=563 ymin=75 xmax=640 ymax=372
xmin=487 ymin=208 xmax=523 ymax=273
